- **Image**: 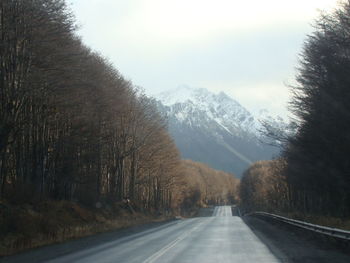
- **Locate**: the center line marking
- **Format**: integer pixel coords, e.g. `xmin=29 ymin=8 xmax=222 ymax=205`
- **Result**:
xmin=142 ymin=219 xmax=208 ymax=263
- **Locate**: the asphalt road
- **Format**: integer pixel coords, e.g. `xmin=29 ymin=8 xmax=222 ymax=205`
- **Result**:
xmin=2 ymin=206 xmax=350 ymax=263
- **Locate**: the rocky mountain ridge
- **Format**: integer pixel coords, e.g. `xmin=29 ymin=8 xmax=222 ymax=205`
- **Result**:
xmin=154 ymin=85 xmax=288 ymax=177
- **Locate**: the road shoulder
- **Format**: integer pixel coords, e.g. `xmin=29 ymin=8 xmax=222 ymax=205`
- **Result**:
xmin=243 ymin=215 xmax=350 ymax=263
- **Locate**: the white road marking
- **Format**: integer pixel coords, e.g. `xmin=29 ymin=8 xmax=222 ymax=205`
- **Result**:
xmin=28 ymin=206 xmax=283 ymax=263
xmin=142 ymin=219 xmax=209 ymax=263
xmin=213 ymin=206 xmax=232 ymax=217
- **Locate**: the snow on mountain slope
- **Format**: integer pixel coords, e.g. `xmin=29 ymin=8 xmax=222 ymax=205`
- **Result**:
xmin=157 ymin=85 xmax=259 ymax=138
xmin=154 ymin=86 xmax=287 ymax=177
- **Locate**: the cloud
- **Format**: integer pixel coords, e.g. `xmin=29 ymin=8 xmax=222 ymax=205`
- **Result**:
xmin=69 ymin=0 xmax=338 ymax=116
xmin=112 ymin=0 xmax=336 ymax=44
xmin=71 ymin=0 xmax=336 ymax=50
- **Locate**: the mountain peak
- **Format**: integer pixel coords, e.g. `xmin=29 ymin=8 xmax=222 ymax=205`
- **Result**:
xmin=156 ymin=85 xmax=258 ymax=137
xmin=154 ymin=85 xmax=286 ymax=177
xmin=157 ymin=85 xmax=212 ymax=106
xmin=218 ymin=91 xmax=229 ymax=99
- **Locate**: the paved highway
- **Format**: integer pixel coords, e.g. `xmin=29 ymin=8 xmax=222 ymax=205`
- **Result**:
xmin=2 ymin=206 xmax=350 ymax=262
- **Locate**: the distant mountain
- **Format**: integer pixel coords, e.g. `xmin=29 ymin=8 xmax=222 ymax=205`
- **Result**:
xmin=154 ymin=85 xmax=288 ymax=177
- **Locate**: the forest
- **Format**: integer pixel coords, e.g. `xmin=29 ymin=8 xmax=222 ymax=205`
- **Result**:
xmin=180 ymin=160 xmax=239 ymax=214
xmin=0 ymin=0 xmax=240 ymax=254
xmin=240 ymin=1 xmax=350 ymax=226
xmin=0 ymin=0 xmax=183 ymax=211
xmin=0 ymin=0 xmax=240 ymax=220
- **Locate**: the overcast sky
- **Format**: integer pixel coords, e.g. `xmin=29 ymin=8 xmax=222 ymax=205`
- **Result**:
xmin=69 ymin=0 xmax=338 ymax=117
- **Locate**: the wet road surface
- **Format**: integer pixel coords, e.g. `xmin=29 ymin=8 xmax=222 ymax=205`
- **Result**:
xmin=2 ymin=206 xmax=350 ymax=262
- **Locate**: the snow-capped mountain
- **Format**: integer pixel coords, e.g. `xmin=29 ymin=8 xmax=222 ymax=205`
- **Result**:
xmin=158 ymin=85 xmax=258 ymax=136
xmin=154 ymin=85 xmax=287 ymax=177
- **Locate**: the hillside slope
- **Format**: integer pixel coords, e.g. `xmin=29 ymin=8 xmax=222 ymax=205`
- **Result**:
xmin=155 ymin=86 xmax=286 ymax=177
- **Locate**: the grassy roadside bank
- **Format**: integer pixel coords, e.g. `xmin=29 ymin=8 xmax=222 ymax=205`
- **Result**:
xmin=0 ymin=200 xmax=173 ymax=257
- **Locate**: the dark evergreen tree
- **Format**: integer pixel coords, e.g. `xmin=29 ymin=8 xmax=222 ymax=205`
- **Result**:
xmin=285 ymin=0 xmax=350 ymax=217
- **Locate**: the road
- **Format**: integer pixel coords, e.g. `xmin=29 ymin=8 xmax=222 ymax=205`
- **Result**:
xmin=2 ymin=206 xmax=350 ymax=263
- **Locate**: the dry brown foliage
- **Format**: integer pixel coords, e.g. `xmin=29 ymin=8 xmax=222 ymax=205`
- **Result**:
xmin=175 ymin=160 xmax=239 ymax=214
xmin=239 ymin=159 xmax=288 ymax=213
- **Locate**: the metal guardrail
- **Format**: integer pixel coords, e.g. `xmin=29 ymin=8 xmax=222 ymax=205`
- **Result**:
xmin=246 ymin=211 xmax=350 ymax=241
